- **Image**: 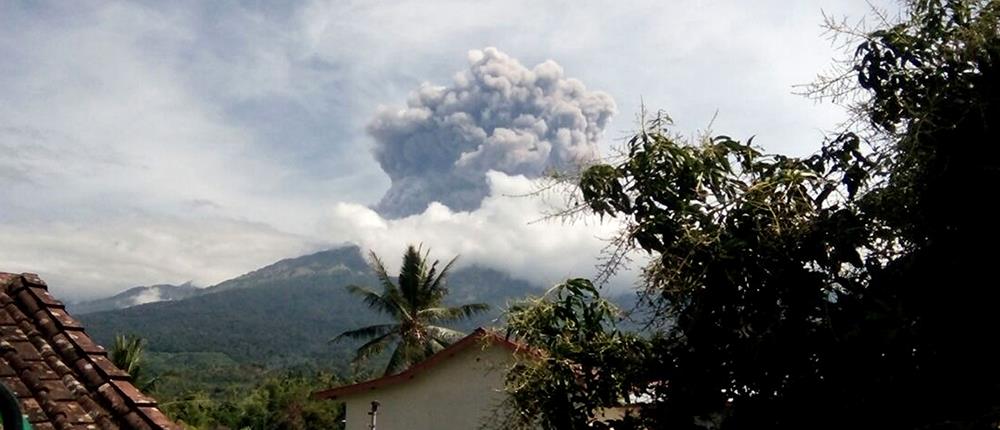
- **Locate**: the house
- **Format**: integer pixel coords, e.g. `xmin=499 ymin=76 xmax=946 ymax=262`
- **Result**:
xmin=0 ymin=272 xmax=178 ymax=430
xmin=314 ymin=328 xmax=521 ymax=430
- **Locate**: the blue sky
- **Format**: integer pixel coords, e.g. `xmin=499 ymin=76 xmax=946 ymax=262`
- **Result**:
xmin=0 ymin=0 xmax=896 ymax=299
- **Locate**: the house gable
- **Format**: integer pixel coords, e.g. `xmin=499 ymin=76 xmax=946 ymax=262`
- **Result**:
xmin=316 ymin=329 xmax=520 ymax=430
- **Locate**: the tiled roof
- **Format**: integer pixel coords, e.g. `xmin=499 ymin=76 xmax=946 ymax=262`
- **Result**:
xmin=313 ymin=328 xmax=521 ymax=400
xmin=0 ymin=272 xmax=178 ymax=430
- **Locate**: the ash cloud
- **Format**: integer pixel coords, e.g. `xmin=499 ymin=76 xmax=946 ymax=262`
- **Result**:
xmin=368 ymin=47 xmax=616 ymax=218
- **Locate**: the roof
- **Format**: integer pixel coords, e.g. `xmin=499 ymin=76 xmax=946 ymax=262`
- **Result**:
xmin=313 ymin=328 xmax=521 ymax=400
xmin=0 ymin=272 xmax=179 ymax=430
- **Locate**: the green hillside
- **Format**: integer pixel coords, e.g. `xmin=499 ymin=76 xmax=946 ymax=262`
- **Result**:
xmin=78 ymin=245 xmax=546 ymax=397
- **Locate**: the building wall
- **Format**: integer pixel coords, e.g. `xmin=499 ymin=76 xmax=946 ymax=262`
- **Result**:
xmin=341 ymin=343 xmax=513 ymax=430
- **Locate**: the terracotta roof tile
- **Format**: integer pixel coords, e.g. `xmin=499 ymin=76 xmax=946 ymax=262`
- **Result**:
xmin=62 ymin=332 xmax=106 ymax=356
xmin=0 ymin=272 xmax=180 ymax=429
xmin=139 ymin=406 xmax=177 ymax=428
xmin=1 ymin=376 xmax=31 ymax=397
xmin=21 ymin=397 xmax=47 ymax=422
xmin=0 ymin=360 xmax=16 ymax=377
xmin=30 ymin=422 xmax=56 ymax=430
xmin=10 ymin=340 xmax=44 ymax=361
xmin=92 ymin=356 xmax=129 ymax=380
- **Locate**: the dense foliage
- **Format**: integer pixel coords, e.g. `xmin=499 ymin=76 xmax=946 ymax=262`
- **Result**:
xmin=110 ymin=333 xmax=158 ymax=392
xmin=162 ymin=372 xmax=345 ymax=430
xmin=79 ymin=247 xmax=547 ymax=429
xmin=334 ymin=245 xmax=490 ymax=375
xmin=107 ymin=333 xmax=344 ymax=430
xmin=497 ymin=279 xmax=647 ymax=430
xmin=505 ymin=1 xmax=1000 ymax=429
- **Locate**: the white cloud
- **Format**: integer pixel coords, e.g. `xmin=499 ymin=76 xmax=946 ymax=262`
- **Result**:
xmin=322 ymin=171 xmax=641 ymax=292
xmin=0 ymin=1 xmax=900 ymax=298
xmin=0 ymin=2 xmax=371 ymax=235
xmin=131 ymin=288 xmax=164 ymax=306
xmin=0 ymin=214 xmax=320 ymax=300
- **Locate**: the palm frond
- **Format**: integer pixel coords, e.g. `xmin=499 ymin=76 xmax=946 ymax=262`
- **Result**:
xmin=345 ymin=284 xmax=405 ymax=319
xmin=421 ymin=259 xmax=441 ymax=305
xmin=426 ymin=337 xmax=447 ymax=357
xmin=368 ymin=251 xmax=400 ymax=296
xmin=110 ymin=334 xmax=157 ymax=391
xmin=342 ymin=245 xmax=487 ymax=376
xmin=371 ymin=251 xmax=409 ymax=317
xmin=331 ymin=323 xmax=399 ymax=343
xmin=427 ymin=255 xmax=458 ymax=298
xmin=426 ymin=324 xmax=467 ymax=345
xmin=384 ymin=339 xmax=422 ymax=375
xmin=353 ymin=331 xmax=397 ymax=364
xmin=417 ymin=303 xmax=490 ymax=322
xmin=111 ymin=334 xmax=145 ymax=375
xmin=398 ymin=244 xmax=428 ymax=312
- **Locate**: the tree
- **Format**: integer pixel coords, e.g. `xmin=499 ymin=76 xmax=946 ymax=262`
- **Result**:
xmin=162 ymin=372 xmax=345 ymax=430
xmin=333 ymin=245 xmax=490 ymax=376
xmin=110 ymin=333 xmax=159 ymax=392
xmin=496 ymin=279 xmax=648 ymax=430
xmin=506 ymin=1 xmax=1000 ymax=428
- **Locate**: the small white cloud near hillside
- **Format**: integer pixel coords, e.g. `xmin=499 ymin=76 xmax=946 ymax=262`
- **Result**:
xmin=130 ymin=287 xmax=163 ymax=306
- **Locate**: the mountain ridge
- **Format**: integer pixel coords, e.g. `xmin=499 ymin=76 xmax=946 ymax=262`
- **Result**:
xmin=69 ymin=282 xmax=201 ymax=315
xmin=79 ymin=245 xmax=545 ymax=369
xmin=75 ymin=244 xmax=639 ymax=398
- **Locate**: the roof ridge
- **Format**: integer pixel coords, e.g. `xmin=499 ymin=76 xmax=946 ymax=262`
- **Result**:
xmin=313 ymin=327 xmax=522 ymax=400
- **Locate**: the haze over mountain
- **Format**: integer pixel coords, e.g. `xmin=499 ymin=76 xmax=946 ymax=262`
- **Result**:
xmin=79 ymin=245 xmax=547 ymax=372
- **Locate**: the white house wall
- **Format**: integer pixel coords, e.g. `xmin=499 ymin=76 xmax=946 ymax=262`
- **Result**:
xmin=341 ymin=344 xmax=513 ymax=430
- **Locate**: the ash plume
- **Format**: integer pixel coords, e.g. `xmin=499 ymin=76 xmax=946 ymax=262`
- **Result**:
xmin=368 ymin=47 xmax=616 ymax=218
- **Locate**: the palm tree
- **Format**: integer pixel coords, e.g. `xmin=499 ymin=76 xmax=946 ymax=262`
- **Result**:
xmin=333 ymin=245 xmax=490 ymax=375
xmin=110 ymin=333 xmax=158 ymax=391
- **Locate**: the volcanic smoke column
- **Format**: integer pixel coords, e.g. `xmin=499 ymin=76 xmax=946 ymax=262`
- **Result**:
xmin=367 ymin=47 xmax=616 ymax=218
